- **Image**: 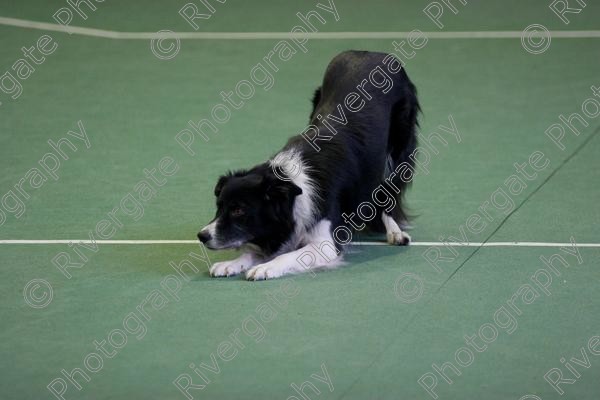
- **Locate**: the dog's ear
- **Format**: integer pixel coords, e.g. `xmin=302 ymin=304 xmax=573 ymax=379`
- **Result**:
xmin=214 ymin=174 xmax=230 ymax=197
xmin=264 ymin=176 xmax=302 ymax=200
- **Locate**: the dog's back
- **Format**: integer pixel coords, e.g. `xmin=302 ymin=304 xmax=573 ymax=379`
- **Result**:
xmin=285 ymin=50 xmax=420 ymax=232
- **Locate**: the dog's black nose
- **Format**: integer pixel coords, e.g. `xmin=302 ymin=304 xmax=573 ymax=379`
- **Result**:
xmin=197 ymin=231 xmax=211 ymax=243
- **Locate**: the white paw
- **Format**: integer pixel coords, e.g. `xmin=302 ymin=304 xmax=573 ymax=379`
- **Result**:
xmin=387 ymin=231 xmax=411 ymax=246
xmin=209 ymin=260 xmax=247 ymax=277
xmin=246 ymin=264 xmax=284 ymax=281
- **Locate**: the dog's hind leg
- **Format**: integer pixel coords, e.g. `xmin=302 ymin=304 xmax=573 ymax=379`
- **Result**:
xmin=385 ymin=89 xmax=420 ymax=228
xmin=382 ymin=212 xmax=411 ymax=246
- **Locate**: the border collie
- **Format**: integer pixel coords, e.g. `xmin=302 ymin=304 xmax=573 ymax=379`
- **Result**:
xmin=198 ymin=50 xmax=420 ymax=280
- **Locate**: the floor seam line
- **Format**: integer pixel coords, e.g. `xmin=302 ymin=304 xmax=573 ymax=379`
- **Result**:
xmin=436 ymin=124 xmax=600 ymax=292
xmin=337 ymin=125 xmax=600 ymax=399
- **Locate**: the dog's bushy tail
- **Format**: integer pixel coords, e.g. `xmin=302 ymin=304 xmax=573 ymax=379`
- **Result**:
xmin=386 ymin=82 xmax=420 ymax=227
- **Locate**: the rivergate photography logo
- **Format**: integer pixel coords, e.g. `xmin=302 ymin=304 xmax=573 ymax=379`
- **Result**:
xmin=520 ymin=0 xmax=587 ymax=54
xmin=0 ymin=35 xmax=58 ymax=107
xmin=0 ymin=120 xmax=90 ymax=226
xmin=174 ymin=0 xmax=340 ymax=155
xmin=418 ymin=238 xmax=583 ymax=399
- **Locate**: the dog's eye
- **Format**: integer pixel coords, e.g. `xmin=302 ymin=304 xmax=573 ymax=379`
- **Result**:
xmin=230 ymin=208 xmax=244 ymax=217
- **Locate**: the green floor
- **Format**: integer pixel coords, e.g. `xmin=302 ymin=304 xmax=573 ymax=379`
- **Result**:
xmin=1 ymin=1 xmax=599 ymax=399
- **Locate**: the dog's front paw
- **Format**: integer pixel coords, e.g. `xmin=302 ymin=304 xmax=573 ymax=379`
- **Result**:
xmin=246 ymin=264 xmax=285 ymax=281
xmin=246 ymin=265 xmax=270 ymax=281
xmin=210 ymin=260 xmax=245 ymax=277
xmin=387 ymin=231 xmax=411 ymax=246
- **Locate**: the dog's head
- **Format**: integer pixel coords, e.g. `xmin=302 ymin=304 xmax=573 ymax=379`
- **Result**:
xmin=198 ymin=168 xmax=302 ymax=252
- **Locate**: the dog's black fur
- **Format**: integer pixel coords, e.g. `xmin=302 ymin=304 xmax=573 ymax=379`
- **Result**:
xmin=207 ymin=167 xmax=303 ymax=255
xmin=298 ymin=50 xmax=419 ymax=233
xmin=199 ymin=50 xmax=420 ymax=278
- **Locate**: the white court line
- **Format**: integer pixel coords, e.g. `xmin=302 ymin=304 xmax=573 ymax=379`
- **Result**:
xmin=1 ymin=17 xmax=600 ymax=39
xmin=0 ymin=240 xmax=598 ymax=247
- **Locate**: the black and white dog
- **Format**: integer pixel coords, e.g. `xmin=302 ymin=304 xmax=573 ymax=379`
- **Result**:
xmin=198 ymin=50 xmax=420 ymax=280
